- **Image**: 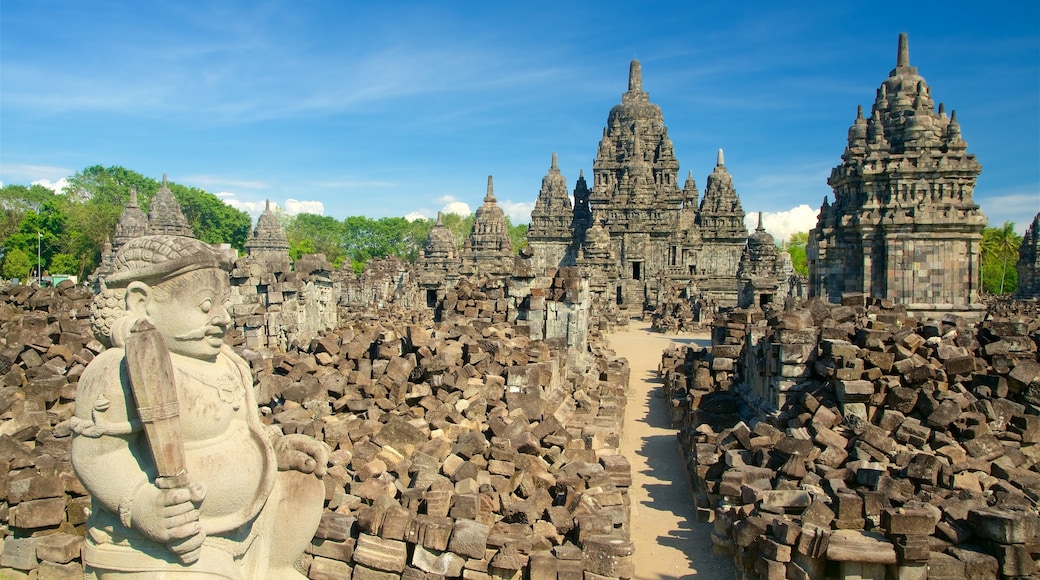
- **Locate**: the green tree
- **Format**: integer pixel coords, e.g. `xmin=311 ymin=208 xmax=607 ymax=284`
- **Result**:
xmin=169 ymin=183 xmax=251 ymax=251
xmin=0 ymin=184 xmax=56 ymax=241
xmin=980 ymin=222 xmax=1021 ymax=294
xmin=786 ymin=232 xmax=809 ymax=276
xmin=440 ymin=213 xmax=475 ymax=249
xmin=49 ymin=253 xmax=80 ymax=274
xmin=286 ymin=213 xmax=348 ymax=266
xmin=1 ymin=248 xmax=32 ymax=281
xmin=507 ymin=219 xmax=528 ymax=252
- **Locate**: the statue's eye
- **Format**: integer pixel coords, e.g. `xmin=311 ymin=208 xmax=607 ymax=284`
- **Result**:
xmin=200 ymin=299 xmax=213 ymax=313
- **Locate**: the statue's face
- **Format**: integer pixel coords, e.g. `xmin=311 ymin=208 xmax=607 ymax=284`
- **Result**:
xmin=149 ymin=268 xmax=231 ymax=361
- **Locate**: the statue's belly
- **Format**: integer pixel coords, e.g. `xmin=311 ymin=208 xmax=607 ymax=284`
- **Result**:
xmin=184 ymin=422 xmax=270 ymax=534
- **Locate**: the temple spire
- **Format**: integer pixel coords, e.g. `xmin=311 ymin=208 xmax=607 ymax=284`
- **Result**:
xmin=485 ymin=175 xmax=495 ymax=202
xmin=717 ymin=148 xmax=725 ymax=167
xmin=551 ymin=151 xmax=558 ymax=170
xmin=162 ymin=173 xmax=168 ymax=188
xmin=129 ymin=185 xmax=138 ymax=207
xmin=756 ymin=211 xmax=764 ymax=232
xmin=897 ymin=33 xmax=910 ymax=68
xmin=437 ymin=211 xmax=443 ymax=225
xmin=265 ymin=199 xmax=271 ymax=211
xmin=628 ymin=59 xmax=642 ymax=92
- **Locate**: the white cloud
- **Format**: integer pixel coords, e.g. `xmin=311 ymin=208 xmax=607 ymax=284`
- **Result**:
xmin=1 ymin=163 xmax=72 ymax=184
xmin=404 ymin=212 xmax=429 ymax=222
xmin=440 ymin=199 xmax=472 ymax=216
xmin=744 ymin=204 xmax=819 ymax=244
xmin=224 ymin=198 xmax=267 ymax=215
xmin=977 ymin=194 xmax=1039 ymax=234
xmin=32 ymin=178 xmax=69 ymax=193
xmin=499 ymin=200 xmax=535 ymax=225
xmin=283 ymin=199 xmax=324 ymax=216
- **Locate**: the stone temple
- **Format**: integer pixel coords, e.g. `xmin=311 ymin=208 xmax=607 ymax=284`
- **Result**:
xmin=808 ymin=34 xmax=987 ymax=319
xmin=526 ymin=60 xmax=748 ymax=312
xmin=1017 ymin=212 xmax=1040 ymax=300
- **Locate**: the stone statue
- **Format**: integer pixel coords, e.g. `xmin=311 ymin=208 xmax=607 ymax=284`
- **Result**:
xmin=72 ymin=235 xmax=328 ymax=579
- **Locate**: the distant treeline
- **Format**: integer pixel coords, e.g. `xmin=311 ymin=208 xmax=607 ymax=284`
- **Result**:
xmin=0 ymin=165 xmax=527 ymax=280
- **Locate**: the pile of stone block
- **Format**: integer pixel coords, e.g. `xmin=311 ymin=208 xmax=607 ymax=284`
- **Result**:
xmin=247 ymin=309 xmax=634 ymax=579
xmin=662 ymin=296 xmax=1040 ymax=578
xmin=0 ymin=278 xmax=636 ymax=579
xmin=0 ymin=282 xmax=96 ymax=578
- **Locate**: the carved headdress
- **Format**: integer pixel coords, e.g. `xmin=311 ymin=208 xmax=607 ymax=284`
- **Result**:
xmin=91 ymin=235 xmax=233 ymax=346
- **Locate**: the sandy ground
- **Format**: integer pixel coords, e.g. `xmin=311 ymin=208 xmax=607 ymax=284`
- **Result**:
xmin=609 ymin=321 xmax=736 ymax=580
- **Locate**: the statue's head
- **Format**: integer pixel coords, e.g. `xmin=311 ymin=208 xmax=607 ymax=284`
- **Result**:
xmin=92 ymin=235 xmax=234 ymax=361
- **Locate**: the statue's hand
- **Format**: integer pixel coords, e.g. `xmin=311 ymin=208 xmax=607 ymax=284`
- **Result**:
xmin=275 ymin=434 xmax=330 ymax=477
xmin=132 ymin=481 xmax=207 ymax=563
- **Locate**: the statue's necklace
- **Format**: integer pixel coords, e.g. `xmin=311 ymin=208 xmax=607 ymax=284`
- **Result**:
xmin=179 ymin=362 xmax=240 ymax=411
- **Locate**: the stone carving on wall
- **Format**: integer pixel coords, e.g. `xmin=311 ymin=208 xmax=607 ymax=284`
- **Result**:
xmin=73 ymin=235 xmax=328 ymax=578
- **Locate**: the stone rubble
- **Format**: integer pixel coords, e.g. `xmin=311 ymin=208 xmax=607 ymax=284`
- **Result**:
xmin=0 ymin=276 xmax=638 ymax=580
xmin=661 ymin=295 xmax=1040 ymax=579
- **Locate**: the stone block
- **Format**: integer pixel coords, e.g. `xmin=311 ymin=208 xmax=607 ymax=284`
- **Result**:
xmin=309 ymin=556 xmax=353 ymax=580
xmin=581 ymin=535 xmax=634 ymax=578
xmin=9 ymin=497 xmax=65 ymax=529
xmin=34 ymin=533 xmax=82 ymax=564
xmin=353 ymin=534 xmax=408 ymax=573
xmin=1 ymin=537 xmax=38 ymax=570
xmin=411 ymin=544 xmax=465 ymax=577
xmin=825 ymin=530 xmax=896 ymax=564
xmin=35 ymin=560 xmax=81 ymax=580
xmin=968 ymin=507 xmax=1039 ymax=544
xmin=448 ymin=518 xmax=490 ymax=559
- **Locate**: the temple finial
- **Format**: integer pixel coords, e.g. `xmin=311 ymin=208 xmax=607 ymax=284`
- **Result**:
xmin=485 ymin=175 xmax=495 ymax=201
xmin=551 ymin=152 xmax=558 ymax=170
xmin=717 ymin=148 xmax=725 ymax=167
xmin=129 ymin=185 xmax=138 ymax=206
xmin=265 ymin=199 xmax=271 ymax=211
xmin=857 ymin=105 xmax=864 ymax=119
xmin=757 ymin=211 xmax=764 ymax=232
xmin=628 ymin=59 xmax=642 ymax=92
xmin=437 ymin=211 xmax=443 ymax=225
xmin=162 ymin=173 xmax=168 ymax=188
xmin=897 ymin=33 xmax=910 ymax=68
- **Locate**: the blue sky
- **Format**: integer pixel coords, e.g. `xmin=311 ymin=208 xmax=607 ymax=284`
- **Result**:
xmin=2 ymin=1 xmax=1038 ymax=240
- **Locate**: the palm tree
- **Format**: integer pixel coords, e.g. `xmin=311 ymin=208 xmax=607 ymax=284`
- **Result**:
xmin=981 ymin=221 xmax=1022 ymax=294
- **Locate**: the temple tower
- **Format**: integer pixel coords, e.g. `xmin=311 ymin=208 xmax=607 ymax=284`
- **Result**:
xmin=808 ymin=33 xmax=986 ymax=318
xmin=244 ymin=199 xmax=291 ymax=273
xmin=737 ymin=213 xmax=792 ymax=310
xmin=419 ymin=212 xmax=461 ymax=306
xmin=461 ymin=176 xmax=514 ymax=277
xmin=527 ymin=152 xmax=577 ymax=270
xmin=147 ymin=174 xmax=195 ymax=237
xmin=1016 ymin=213 xmax=1040 ymax=299
xmin=588 ymin=59 xmax=684 ymax=309
xmin=694 ymin=149 xmax=749 ymax=304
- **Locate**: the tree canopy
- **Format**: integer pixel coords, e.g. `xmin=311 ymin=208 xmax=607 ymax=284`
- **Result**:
xmin=1 ymin=166 xmax=251 ymax=280
xmin=785 ymin=232 xmax=809 ymax=276
xmin=980 ymin=221 xmax=1022 ymax=295
xmin=1 ymin=164 xmax=532 ymax=282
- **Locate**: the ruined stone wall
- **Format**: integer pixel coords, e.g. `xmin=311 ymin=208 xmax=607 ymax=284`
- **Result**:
xmin=661 ymin=295 xmax=1040 ymax=578
xmin=229 ymin=253 xmax=338 ymax=352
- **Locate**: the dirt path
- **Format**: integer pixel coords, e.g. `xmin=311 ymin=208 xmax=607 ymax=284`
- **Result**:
xmin=609 ymin=322 xmax=735 ymax=580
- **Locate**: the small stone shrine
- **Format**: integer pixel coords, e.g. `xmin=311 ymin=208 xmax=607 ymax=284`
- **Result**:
xmin=808 ymin=33 xmax=987 ymax=319
xmin=1016 ymin=212 xmax=1040 ymax=300
xmin=460 ymin=176 xmax=515 ymax=278
xmin=736 ymin=212 xmax=793 ymax=311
